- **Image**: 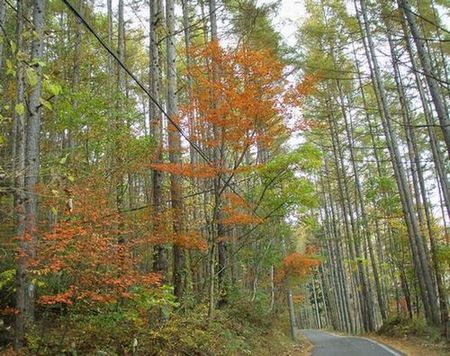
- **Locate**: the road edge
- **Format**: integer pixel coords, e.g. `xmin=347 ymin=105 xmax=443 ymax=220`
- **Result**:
xmin=299 ymin=329 xmax=405 ymax=356
xmin=354 ymin=336 xmax=405 ymax=356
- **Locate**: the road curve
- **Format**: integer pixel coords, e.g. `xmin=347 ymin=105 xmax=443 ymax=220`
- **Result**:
xmin=301 ymin=329 xmax=404 ymax=356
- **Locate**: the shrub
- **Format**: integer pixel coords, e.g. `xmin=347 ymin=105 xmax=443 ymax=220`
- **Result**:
xmin=378 ymin=316 xmax=442 ymax=343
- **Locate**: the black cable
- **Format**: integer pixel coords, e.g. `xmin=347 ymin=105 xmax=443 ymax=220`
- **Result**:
xmin=4 ymin=0 xmax=33 ymax=27
xmin=60 ymin=0 xmax=264 ymax=219
xmin=399 ymin=2 xmax=450 ymax=35
xmin=61 ymin=0 xmax=209 ymax=165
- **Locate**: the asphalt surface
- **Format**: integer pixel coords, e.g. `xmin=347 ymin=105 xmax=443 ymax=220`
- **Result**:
xmin=301 ymin=329 xmax=403 ymax=356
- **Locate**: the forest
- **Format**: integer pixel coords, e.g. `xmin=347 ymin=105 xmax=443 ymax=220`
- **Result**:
xmin=0 ymin=0 xmax=449 ymax=354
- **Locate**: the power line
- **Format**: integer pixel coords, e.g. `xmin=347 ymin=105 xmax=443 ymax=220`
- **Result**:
xmin=60 ymin=0 xmax=263 ymax=219
xmin=4 ymin=0 xmax=33 ymax=27
xmin=398 ymin=2 xmax=450 ymax=36
xmin=62 ymin=0 xmax=208 ymax=164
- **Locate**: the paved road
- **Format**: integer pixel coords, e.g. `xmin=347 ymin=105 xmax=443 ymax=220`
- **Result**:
xmin=301 ymin=329 xmax=403 ymax=356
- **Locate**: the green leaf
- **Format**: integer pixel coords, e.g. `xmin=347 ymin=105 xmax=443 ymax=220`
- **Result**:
xmin=22 ymin=30 xmax=33 ymax=40
xmin=6 ymin=59 xmax=15 ymax=76
xmin=10 ymin=40 xmax=16 ymax=54
xmin=16 ymin=50 xmax=28 ymax=62
xmin=40 ymin=97 xmax=52 ymax=110
xmin=59 ymin=154 xmax=69 ymax=165
xmin=0 ymin=269 xmax=16 ymax=290
xmin=15 ymin=103 xmax=25 ymax=115
xmin=29 ymin=59 xmax=46 ymax=68
xmin=25 ymin=67 xmax=38 ymax=86
xmin=67 ymin=175 xmax=75 ymax=183
xmin=49 ymin=83 xmax=62 ymax=96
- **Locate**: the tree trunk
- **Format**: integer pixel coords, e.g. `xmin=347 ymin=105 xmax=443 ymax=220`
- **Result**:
xmin=398 ymin=7 xmax=450 ymax=221
xmin=387 ymin=25 xmax=449 ymax=327
xmin=166 ymin=0 xmax=186 ymax=300
xmin=398 ymin=0 xmax=450 ymax=160
xmin=357 ymin=0 xmax=440 ymax=326
xmin=288 ymin=289 xmax=298 ymax=341
xmin=0 ymin=0 xmax=6 ymax=74
xmin=150 ymin=0 xmax=168 ymax=277
xmin=15 ymin=0 xmax=46 ymax=348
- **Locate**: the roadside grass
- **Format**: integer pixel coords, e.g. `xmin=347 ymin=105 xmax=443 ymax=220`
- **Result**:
xmin=1 ymin=296 xmax=310 ymax=355
xmin=368 ymin=317 xmax=450 ymax=356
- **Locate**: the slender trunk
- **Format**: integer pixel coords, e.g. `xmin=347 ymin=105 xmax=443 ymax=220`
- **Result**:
xmin=181 ymin=0 xmax=196 ymax=300
xmin=166 ymin=0 xmax=186 ymax=300
xmin=336 ymin=73 xmax=386 ymax=324
xmin=328 ymin=109 xmax=371 ymax=332
xmin=268 ymin=265 xmax=275 ymax=314
xmin=114 ymin=0 xmax=125 ymax=226
xmin=321 ymin=167 xmax=353 ymax=332
xmin=107 ymin=0 xmax=112 ymax=74
xmin=68 ymin=0 xmax=83 ymax=150
xmin=208 ymin=0 xmax=227 ymax=315
xmin=117 ymin=0 xmax=125 ymax=91
xmin=0 ymin=0 xmax=6 ymax=74
xmin=15 ymin=0 xmax=46 ymax=348
xmin=387 ymin=26 xmax=449 ymax=326
xmin=399 ymin=9 xmax=450 ymax=221
xmin=357 ymin=0 xmax=440 ymax=325
xmin=312 ymin=276 xmax=322 ymax=329
xmin=13 ymin=0 xmax=27 ymax=348
xmin=150 ymin=0 xmax=168 ymax=276
xmin=398 ymin=0 xmax=450 ymax=160
xmin=12 ymin=0 xmax=26 ymax=194
xmin=288 ymin=289 xmax=298 ymax=341
xmin=211 ymin=0 xmax=227 ymax=301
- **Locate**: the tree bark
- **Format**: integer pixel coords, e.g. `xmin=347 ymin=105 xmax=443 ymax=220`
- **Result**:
xmin=357 ymin=0 xmax=440 ymax=325
xmin=166 ymin=0 xmax=186 ymax=300
xmin=288 ymin=289 xmax=298 ymax=341
xmin=15 ymin=0 xmax=46 ymax=348
xmin=398 ymin=0 xmax=450 ymax=160
xmin=150 ymin=0 xmax=168 ymax=277
xmin=0 ymin=0 xmax=6 ymax=74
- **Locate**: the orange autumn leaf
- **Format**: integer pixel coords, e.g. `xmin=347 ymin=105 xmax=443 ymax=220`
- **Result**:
xmin=220 ymin=212 xmax=263 ymax=226
xmin=39 ymin=289 xmax=74 ymax=306
xmin=282 ymin=252 xmax=320 ymax=278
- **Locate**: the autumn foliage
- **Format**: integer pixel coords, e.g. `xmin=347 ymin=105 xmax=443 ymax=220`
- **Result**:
xmin=279 ymin=252 xmax=320 ymax=281
xmin=150 ymin=42 xmax=294 ymax=230
xmin=185 ymin=41 xmax=288 ymax=150
xmin=153 ymin=42 xmax=290 ymax=176
xmin=35 ymin=178 xmax=161 ymax=307
xmin=221 ymin=192 xmax=263 ymax=225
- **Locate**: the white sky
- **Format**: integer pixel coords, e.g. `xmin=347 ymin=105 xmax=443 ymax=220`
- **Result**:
xmin=108 ymin=0 xmax=307 ymax=47
xmin=266 ymin=0 xmax=306 ymax=46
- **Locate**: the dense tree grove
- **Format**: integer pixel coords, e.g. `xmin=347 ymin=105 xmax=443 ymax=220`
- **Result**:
xmin=0 ymin=0 xmax=448 ymax=354
xmin=297 ymin=0 xmax=449 ymax=336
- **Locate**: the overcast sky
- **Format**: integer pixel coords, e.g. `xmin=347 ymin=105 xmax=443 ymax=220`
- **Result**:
xmin=112 ymin=0 xmax=307 ymax=47
xmin=268 ymin=0 xmax=306 ymax=46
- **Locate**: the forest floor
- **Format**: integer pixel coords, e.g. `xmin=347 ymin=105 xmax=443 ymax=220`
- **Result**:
xmin=290 ymin=331 xmax=314 ymax=355
xmin=366 ymin=334 xmax=450 ymax=356
xmin=242 ymin=322 xmax=313 ymax=355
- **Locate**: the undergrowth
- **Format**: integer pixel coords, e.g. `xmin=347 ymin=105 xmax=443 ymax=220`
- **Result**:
xmin=1 ymin=295 xmax=298 ymax=355
xmin=378 ymin=316 xmax=443 ymax=343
